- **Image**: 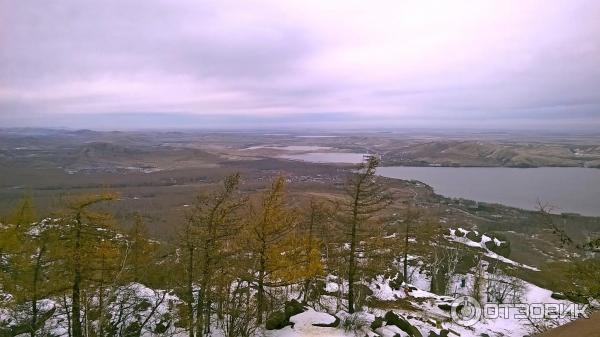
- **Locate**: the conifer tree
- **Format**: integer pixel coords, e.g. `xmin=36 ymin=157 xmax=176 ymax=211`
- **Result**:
xmin=300 ymin=199 xmax=329 ymax=302
xmin=245 ymin=177 xmax=294 ymax=324
xmin=191 ymin=173 xmax=245 ymax=336
xmin=90 ymin=239 xmax=124 ymax=337
xmin=400 ymin=206 xmax=422 ymax=283
xmin=127 ymin=213 xmax=159 ymax=284
xmin=0 ymin=196 xmax=58 ymax=337
xmin=244 ymin=177 xmax=320 ymax=324
xmin=177 ymin=214 xmax=199 ymax=337
xmin=6 ymin=194 xmax=37 ymax=227
xmin=537 ymin=201 xmax=600 ymax=302
xmin=55 ymin=192 xmax=117 ymax=337
xmin=175 ymin=173 xmax=245 ymax=337
xmin=338 ymin=156 xmax=390 ymax=313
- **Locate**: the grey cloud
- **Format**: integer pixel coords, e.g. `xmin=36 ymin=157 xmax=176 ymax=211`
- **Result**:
xmin=1 ymin=0 xmax=600 ymax=130
xmin=0 ymin=0 xmax=313 ymax=86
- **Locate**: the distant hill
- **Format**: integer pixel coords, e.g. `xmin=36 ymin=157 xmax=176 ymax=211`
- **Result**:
xmin=383 ymin=140 xmax=597 ymax=168
xmin=77 ymin=142 xmax=143 ymax=159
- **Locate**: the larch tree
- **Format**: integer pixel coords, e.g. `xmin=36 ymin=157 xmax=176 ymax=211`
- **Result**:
xmin=175 ymin=173 xmax=245 ymax=337
xmin=127 ymin=213 xmax=159 ymax=285
xmin=107 ymin=213 xmax=171 ymax=337
xmin=190 ymin=173 xmax=245 ymax=336
xmin=338 ymin=155 xmax=390 ymax=313
xmin=399 ymin=206 xmax=422 ymax=284
xmin=89 ymin=238 xmax=124 ymax=337
xmin=219 ymin=231 xmax=258 ymax=337
xmin=6 ymin=194 xmax=37 ymax=228
xmin=244 ymin=176 xmax=320 ymax=325
xmin=300 ymin=199 xmax=329 ymax=302
xmin=0 ymin=195 xmax=37 ymax=286
xmin=405 ymin=218 xmax=458 ymax=296
xmin=0 ymin=196 xmax=59 ymax=337
xmin=536 ymin=200 xmax=600 ymax=303
xmin=54 ymin=192 xmax=117 ymax=337
xmin=177 ymin=214 xmax=199 ymax=337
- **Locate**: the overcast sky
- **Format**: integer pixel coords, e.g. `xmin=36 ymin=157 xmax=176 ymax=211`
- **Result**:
xmin=1 ymin=0 xmax=599 ymax=130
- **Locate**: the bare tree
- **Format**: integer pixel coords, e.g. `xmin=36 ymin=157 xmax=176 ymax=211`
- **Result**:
xmin=485 ymin=262 xmax=524 ymax=304
xmin=470 ymin=255 xmax=486 ymax=304
xmin=400 ymin=207 xmax=422 ymax=283
xmin=537 ymin=199 xmax=573 ymax=247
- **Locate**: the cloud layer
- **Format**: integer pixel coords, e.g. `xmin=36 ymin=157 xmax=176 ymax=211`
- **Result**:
xmin=1 ymin=0 xmax=599 ymax=129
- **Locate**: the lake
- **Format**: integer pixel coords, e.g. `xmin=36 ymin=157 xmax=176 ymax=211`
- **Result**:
xmin=277 ymin=151 xmax=600 ymax=216
xmin=378 ymin=166 xmax=600 ymax=216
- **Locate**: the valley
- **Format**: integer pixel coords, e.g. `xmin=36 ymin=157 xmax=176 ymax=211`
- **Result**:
xmin=0 ymin=128 xmax=599 ymax=337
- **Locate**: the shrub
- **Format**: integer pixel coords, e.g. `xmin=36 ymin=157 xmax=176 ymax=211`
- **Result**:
xmin=341 ymin=313 xmax=367 ymax=333
xmin=465 ymin=231 xmax=482 ymax=242
xmin=370 ymin=316 xmax=384 ymax=330
xmin=284 ymin=299 xmax=305 ymax=318
xmin=265 ymin=311 xmax=290 ymax=330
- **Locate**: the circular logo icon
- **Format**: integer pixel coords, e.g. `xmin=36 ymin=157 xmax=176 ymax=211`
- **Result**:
xmin=450 ymin=296 xmax=482 ymax=326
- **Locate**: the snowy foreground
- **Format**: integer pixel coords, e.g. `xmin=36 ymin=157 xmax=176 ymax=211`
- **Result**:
xmin=1 ymin=224 xmax=592 ymax=337
xmin=264 ymin=275 xmax=578 ymax=337
xmin=1 ymin=275 xmax=583 ymax=337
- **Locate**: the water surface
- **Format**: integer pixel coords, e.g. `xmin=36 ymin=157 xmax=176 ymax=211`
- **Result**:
xmin=378 ymin=166 xmax=600 ymax=216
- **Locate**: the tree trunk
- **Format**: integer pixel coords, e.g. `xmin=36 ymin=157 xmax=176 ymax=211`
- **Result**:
xmin=187 ymin=246 xmax=195 ymax=337
xmin=257 ymin=254 xmax=265 ymax=324
xmin=196 ymin=283 xmax=204 ymax=336
xmin=63 ymin=294 xmax=72 ymax=337
xmin=430 ymin=271 xmax=438 ymax=294
xmin=72 ymin=214 xmax=83 ymax=337
xmin=30 ymin=246 xmax=45 ymax=337
xmin=98 ymin=282 xmax=104 ymax=337
xmin=303 ymin=279 xmax=311 ymax=303
xmin=197 ymin=239 xmax=212 ymax=336
xmin=204 ymin=297 xmax=211 ymax=334
xmin=303 ymin=208 xmax=315 ymax=303
xmin=403 ymin=222 xmax=409 ymax=283
xmin=348 ymin=216 xmax=357 ymax=313
xmin=348 ymin=186 xmax=360 ymax=314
